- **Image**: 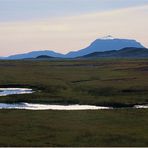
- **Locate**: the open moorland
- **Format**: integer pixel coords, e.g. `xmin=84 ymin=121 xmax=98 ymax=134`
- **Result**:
xmin=0 ymin=59 xmax=148 ymax=146
xmin=0 ymin=59 xmax=148 ymax=107
xmin=0 ymin=109 xmax=148 ymax=147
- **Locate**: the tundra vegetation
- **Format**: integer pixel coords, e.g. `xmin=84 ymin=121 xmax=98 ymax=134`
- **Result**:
xmin=0 ymin=59 xmax=148 ymax=146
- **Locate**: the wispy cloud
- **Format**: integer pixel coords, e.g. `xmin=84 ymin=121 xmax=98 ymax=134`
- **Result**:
xmin=0 ymin=0 xmax=148 ymax=22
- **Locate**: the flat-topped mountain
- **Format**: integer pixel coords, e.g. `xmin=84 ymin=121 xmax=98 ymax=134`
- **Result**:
xmin=65 ymin=36 xmax=144 ymax=58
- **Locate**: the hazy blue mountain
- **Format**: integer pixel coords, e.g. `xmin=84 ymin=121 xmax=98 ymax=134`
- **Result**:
xmin=65 ymin=36 xmax=144 ymax=58
xmin=80 ymin=47 xmax=148 ymax=58
xmin=0 ymin=36 xmax=145 ymax=59
xmin=5 ymin=50 xmax=63 ymax=60
xmin=0 ymin=57 xmax=5 ymax=59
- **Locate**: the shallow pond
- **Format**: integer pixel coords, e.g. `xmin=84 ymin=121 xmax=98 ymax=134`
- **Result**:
xmin=0 ymin=88 xmax=33 ymax=96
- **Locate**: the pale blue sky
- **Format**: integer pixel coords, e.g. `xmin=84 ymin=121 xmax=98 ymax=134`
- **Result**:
xmin=0 ymin=0 xmax=148 ymax=22
xmin=0 ymin=0 xmax=148 ymax=56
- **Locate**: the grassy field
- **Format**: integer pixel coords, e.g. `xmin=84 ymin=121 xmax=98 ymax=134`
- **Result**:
xmin=0 ymin=59 xmax=148 ymax=146
xmin=0 ymin=109 xmax=148 ymax=147
xmin=0 ymin=59 xmax=148 ymax=107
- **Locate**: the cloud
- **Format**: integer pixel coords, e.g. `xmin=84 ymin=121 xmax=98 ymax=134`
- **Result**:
xmin=1 ymin=0 xmax=148 ymax=22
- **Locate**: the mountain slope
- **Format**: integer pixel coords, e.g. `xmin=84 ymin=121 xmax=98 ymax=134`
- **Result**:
xmin=66 ymin=36 xmax=144 ymax=58
xmin=80 ymin=47 xmax=148 ymax=58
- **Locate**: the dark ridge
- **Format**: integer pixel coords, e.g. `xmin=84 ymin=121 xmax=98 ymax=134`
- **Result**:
xmin=36 ymin=55 xmax=55 ymax=59
xmin=80 ymin=47 xmax=148 ymax=58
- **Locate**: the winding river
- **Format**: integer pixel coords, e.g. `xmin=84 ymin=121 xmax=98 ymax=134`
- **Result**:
xmin=0 ymin=88 xmax=147 ymax=110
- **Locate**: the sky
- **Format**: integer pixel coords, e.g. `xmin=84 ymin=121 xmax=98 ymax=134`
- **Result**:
xmin=0 ymin=0 xmax=148 ymax=56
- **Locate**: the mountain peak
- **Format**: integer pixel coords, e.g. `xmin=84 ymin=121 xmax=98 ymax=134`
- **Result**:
xmin=100 ymin=35 xmax=115 ymax=40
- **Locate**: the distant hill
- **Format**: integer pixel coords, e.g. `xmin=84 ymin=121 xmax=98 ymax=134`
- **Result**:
xmin=80 ymin=47 xmax=148 ymax=58
xmin=0 ymin=36 xmax=145 ymax=59
xmin=4 ymin=50 xmax=63 ymax=60
xmin=65 ymin=36 xmax=144 ymax=58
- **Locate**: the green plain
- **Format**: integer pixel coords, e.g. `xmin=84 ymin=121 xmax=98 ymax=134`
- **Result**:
xmin=0 ymin=59 xmax=148 ymax=146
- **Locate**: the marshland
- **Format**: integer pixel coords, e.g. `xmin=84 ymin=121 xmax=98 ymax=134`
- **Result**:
xmin=0 ymin=59 xmax=148 ymax=146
